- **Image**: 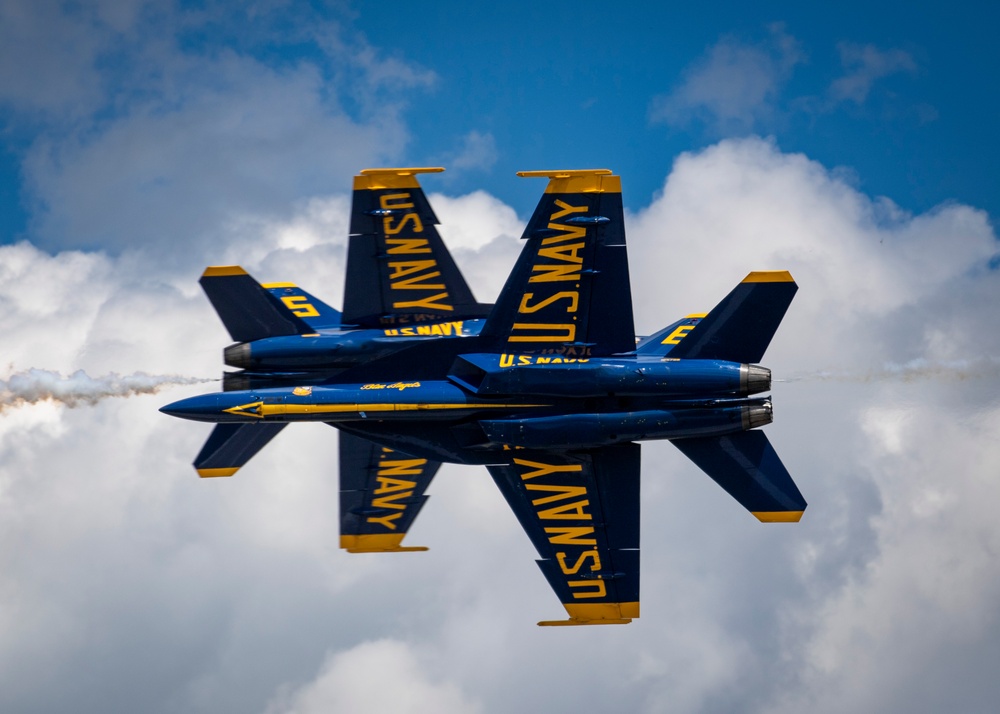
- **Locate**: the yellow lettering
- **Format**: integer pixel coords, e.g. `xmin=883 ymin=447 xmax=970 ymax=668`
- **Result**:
xmin=662 ymin=324 xmax=695 ymax=345
xmin=518 ymin=354 xmax=532 ymax=365
xmin=383 ymin=212 xmax=423 ymax=235
xmin=386 ymin=238 xmax=431 ymax=254
xmin=545 ymin=526 xmax=596 ymax=546
xmin=508 ymin=323 xmax=576 ymax=343
xmin=374 ymin=476 xmax=417 ymax=494
xmin=514 ymin=458 xmax=583 ymax=480
xmin=380 ymin=193 xmax=414 ymax=210
xmin=549 ymin=200 xmax=587 ymax=221
xmin=388 ymin=260 xmax=437 ymax=280
xmin=568 ymin=580 xmax=607 ymax=599
xmin=541 ymin=223 xmax=587 ymax=245
xmin=525 ymin=483 xmax=588 ymax=506
xmin=372 ymin=490 xmax=414 ymax=510
xmin=518 ymin=291 xmax=579 ymax=314
xmin=537 ymin=499 xmax=592 ymax=520
xmin=280 ymin=295 xmax=320 ymax=317
xmin=557 ymin=549 xmax=601 ymax=575
xmin=367 ymin=512 xmax=403 ymax=529
xmin=536 ymin=357 xmax=551 ymax=364
xmin=378 ymin=458 xmax=426 ymax=477
xmin=500 ymin=353 xmax=515 ymax=368
xmin=538 ymin=241 xmax=584 ymax=265
xmin=392 ymin=272 xmax=446 ymax=290
xmin=529 ymin=263 xmax=582 ymax=283
xmin=393 ymin=293 xmax=454 ymax=311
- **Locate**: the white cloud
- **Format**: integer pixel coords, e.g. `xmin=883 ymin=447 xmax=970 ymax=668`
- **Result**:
xmin=649 ymin=24 xmax=804 ymax=133
xmin=266 ymin=639 xmax=482 ymax=714
xmin=2 ymin=130 xmax=1000 ymax=714
xmin=829 ymin=42 xmax=918 ymax=105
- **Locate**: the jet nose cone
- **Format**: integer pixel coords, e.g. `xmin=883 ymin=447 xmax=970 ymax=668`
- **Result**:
xmin=160 ymin=393 xmax=226 ymax=422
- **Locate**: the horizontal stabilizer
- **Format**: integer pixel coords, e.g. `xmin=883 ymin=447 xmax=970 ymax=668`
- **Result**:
xmin=667 ymin=271 xmax=797 ymax=363
xmin=339 ymin=430 xmax=441 ymax=552
xmin=200 ymin=266 xmax=315 ymax=342
xmin=263 ymin=283 xmax=342 ymax=330
xmin=673 ymin=430 xmax=806 ymax=522
xmin=193 ymin=422 xmax=287 ymax=477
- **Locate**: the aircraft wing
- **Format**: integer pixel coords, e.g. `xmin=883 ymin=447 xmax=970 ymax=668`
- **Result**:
xmin=487 ymin=443 xmax=640 ymax=626
xmin=481 ymin=170 xmax=635 ymax=357
xmin=344 ymin=167 xmax=492 ymax=328
xmin=673 ymin=430 xmax=806 ymax=522
xmin=192 ymin=422 xmax=288 ymax=477
xmin=338 ymin=430 xmax=441 ymax=552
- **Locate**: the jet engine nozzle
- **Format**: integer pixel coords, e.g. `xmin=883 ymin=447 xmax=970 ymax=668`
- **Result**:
xmin=741 ymin=364 xmax=771 ymax=395
xmin=224 ymin=342 xmax=251 ymax=369
xmin=742 ymin=400 xmax=773 ymax=430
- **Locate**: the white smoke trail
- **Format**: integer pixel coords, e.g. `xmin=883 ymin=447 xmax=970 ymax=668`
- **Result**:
xmin=0 ymin=369 xmax=215 ymax=411
xmin=777 ymin=357 xmax=1000 ymax=384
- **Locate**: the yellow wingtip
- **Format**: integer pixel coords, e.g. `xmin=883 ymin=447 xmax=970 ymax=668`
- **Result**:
xmin=753 ymin=510 xmax=805 ymax=522
xmin=202 ymin=266 xmax=247 ymax=277
xmin=742 ymin=270 xmax=795 ymax=283
xmin=197 ymin=467 xmax=239 ymax=478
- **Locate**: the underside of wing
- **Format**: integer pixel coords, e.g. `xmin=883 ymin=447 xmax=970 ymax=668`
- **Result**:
xmin=487 ymin=443 xmax=640 ymax=626
xmin=193 ymin=422 xmax=288 ymax=477
xmin=673 ymin=430 xmax=806 ymax=522
xmin=338 ymin=430 xmax=441 ymax=552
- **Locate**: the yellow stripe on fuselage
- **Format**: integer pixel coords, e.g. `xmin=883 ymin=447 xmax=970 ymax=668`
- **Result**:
xmin=223 ymin=400 xmax=550 ymax=419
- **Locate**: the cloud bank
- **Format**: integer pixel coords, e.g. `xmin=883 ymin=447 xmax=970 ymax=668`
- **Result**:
xmin=1 ymin=135 xmax=998 ymax=713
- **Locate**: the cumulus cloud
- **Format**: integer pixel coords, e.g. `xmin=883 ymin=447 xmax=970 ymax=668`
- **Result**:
xmin=649 ymin=24 xmax=804 ymax=133
xmin=2 ymin=133 xmax=999 ymax=714
xmin=266 ymin=640 xmax=482 ymax=714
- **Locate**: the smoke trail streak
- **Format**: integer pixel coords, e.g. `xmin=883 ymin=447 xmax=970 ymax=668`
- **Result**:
xmin=0 ymin=369 xmax=215 ymax=411
xmin=777 ymin=357 xmax=1000 ymax=384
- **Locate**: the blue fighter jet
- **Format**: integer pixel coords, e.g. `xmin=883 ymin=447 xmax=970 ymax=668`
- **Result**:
xmin=163 ymin=169 xmax=805 ymax=626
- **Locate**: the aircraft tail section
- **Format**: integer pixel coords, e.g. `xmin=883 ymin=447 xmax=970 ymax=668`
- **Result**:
xmin=200 ymin=266 xmax=315 ymax=342
xmin=193 ymin=422 xmax=288 ymax=477
xmin=635 ymin=314 xmax=705 ymax=357
xmin=666 ymin=271 xmax=797 ymax=363
xmin=673 ymin=430 xmax=805 ymax=522
xmin=263 ymin=282 xmax=342 ymax=330
xmin=344 ymin=168 xmax=491 ymax=328
xmin=481 ymin=170 xmax=635 ymax=356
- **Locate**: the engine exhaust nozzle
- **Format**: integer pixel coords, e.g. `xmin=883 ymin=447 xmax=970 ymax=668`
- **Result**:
xmin=741 ymin=364 xmax=771 ymax=395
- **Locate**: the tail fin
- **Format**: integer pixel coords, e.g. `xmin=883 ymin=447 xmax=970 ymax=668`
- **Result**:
xmin=344 ymin=167 xmax=491 ymax=328
xmin=673 ymin=430 xmax=806 ymax=522
xmin=666 ymin=271 xmax=797 ymax=363
xmin=200 ymin=266 xmax=315 ymax=342
xmin=193 ymin=423 xmax=287 ymax=477
xmin=480 ymin=170 xmax=635 ymax=356
xmin=263 ymin=283 xmax=342 ymax=330
xmin=635 ymin=314 xmax=705 ymax=357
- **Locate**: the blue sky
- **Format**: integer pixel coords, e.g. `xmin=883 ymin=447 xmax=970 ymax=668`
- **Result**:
xmin=1 ymin=1 xmax=998 ymax=246
xmin=2 ymin=3 xmax=999 ymax=713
